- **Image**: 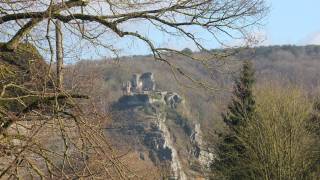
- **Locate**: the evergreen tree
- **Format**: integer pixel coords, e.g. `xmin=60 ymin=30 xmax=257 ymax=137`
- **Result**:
xmin=224 ymin=60 xmax=255 ymax=127
xmin=213 ymin=60 xmax=256 ymax=179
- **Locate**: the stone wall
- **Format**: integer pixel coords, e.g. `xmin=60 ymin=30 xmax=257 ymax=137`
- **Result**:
xmin=125 ymin=72 xmax=156 ymax=94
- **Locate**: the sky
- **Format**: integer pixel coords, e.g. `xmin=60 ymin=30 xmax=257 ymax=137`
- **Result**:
xmin=265 ymin=0 xmax=320 ymax=45
xmin=117 ymin=0 xmax=320 ymax=56
xmin=68 ymin=0 xmax=320 ymax=59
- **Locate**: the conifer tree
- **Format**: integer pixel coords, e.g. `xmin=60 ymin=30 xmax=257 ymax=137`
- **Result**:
xmin=213 ymin=60 xmax=256 ymax=179
xmin=224 ymin=60 xmax=255 ymax=127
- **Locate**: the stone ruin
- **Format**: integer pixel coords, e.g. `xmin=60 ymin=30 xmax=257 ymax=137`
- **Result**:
xmin=120 ymin=72 xmax=183 ymax=108
xmin=122 ymin=72 xmax=156 ymax=95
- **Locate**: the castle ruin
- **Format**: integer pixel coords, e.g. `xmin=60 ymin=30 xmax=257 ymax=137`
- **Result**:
xmin=122 ymin=72 xmax=156 ymax=95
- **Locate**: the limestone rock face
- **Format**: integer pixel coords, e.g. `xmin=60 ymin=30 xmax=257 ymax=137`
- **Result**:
xmin=112 ymin=72 xmax=212 ymax=179
xmin=110 ymin=96 xmax=188 ymax=179
xmin=109 ymin=91 xmax=214 ymax=179
xmin=192 ymin=123 xmax=216 ymax=169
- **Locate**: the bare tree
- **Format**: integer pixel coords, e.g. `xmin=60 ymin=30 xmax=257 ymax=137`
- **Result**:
xmin=0 ymin=0 xmax=267 ymax=178
xmin=0 ymin=0 xmax=267 ymax=87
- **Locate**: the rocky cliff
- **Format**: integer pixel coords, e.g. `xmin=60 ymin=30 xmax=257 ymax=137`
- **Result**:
xmin=108 ymin=91 xmax=214 ymax=179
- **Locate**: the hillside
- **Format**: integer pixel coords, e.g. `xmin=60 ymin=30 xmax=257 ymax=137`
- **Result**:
xmin=65 ymin=45 xmax=320 ymax=128
xmin=2 ymin=0 xmax=319 ymax=179
xmin=62 ymin=45 xmax=320 ymax=178
xmin=3 ymin=43 xmax=318 ymax=179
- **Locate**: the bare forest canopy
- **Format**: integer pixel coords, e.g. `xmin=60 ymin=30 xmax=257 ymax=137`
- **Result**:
xmin=66 ymin=44 xmax=320 ymax=129
xmin=0 ymin=0 xmax=268 ymax=86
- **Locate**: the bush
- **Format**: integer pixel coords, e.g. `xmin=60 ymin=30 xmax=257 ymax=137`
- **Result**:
xmin=241 ymin=85 xmax=319 ymax=179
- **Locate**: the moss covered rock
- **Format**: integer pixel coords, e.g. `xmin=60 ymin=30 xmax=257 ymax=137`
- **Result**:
xmin=0 ymin=43 xmax=49 ymax=112
xmin=0 ymin=43 xmax=48 ymax=88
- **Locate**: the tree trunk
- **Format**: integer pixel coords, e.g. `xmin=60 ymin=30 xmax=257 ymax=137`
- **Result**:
xmin=55 ymin=20 xmax=63 ymax=90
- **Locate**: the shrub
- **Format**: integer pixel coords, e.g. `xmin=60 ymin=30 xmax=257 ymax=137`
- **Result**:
xmin=240 ymin=85 xmax=319 ymax=179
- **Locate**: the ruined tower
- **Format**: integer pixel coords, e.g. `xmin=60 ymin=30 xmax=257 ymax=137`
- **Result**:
xmin=128 ymin=72 xmax=156 ymax=94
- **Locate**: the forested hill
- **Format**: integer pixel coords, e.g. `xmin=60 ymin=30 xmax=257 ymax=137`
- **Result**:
xmin=66 ymin=44 xmax=320 ymax=130
xmin=241 ymin=45 xmax=320 ymax=59
xmin=239 ymin=45 xmax=320 ymax=88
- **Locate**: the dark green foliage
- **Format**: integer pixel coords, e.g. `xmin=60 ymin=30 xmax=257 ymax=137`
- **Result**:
xmin=224 ymin=60 xmax=255 ymax=127
xmin=213 ymin=60 xmax=256 ymax=179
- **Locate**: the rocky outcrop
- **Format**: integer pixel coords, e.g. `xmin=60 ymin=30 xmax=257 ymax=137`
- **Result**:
xmin=191 ymin=123 xmax=216 ymax=169
xmin=156 ymin=113 xmax=187 ymax=179
xmin=110 ymin=74 xmax=212 ymax=179
xmin=110 ymin=93 xmax=188 ymax=179
xmin=164 ymin=92 xmax=183 ymax=109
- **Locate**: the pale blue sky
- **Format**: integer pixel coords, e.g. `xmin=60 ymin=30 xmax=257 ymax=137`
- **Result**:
xmin=75 ymin=0 xmax=320 ymax=59
xmin=119 ymin=0 xmax=320 ymax=56
xmin=265 ymin=0 xmax=320 ymax=45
